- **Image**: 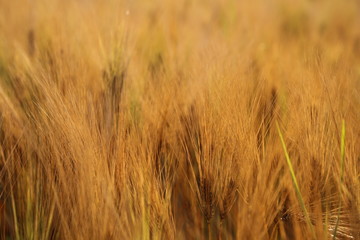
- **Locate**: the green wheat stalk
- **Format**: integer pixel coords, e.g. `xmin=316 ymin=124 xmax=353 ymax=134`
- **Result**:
xmin=332 ymin=119 xmax=346 ymax=240
xmin=276 ymin=121 xmax=316 ymax=239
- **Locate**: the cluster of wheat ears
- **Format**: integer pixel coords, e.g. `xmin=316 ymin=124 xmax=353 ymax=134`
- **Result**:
xmin=0 ymin=0 xmax=359 ymax=239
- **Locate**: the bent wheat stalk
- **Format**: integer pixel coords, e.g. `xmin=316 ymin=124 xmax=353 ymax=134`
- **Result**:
xmin=276 ymin=121 xmax=316 ymax=239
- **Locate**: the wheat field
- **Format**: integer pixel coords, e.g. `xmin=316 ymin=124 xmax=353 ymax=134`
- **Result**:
xmin=0 ymin=0 xmax=359 ymax=239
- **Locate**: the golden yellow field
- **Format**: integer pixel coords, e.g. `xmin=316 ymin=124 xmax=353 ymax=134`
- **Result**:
xmin=0 ymin=0 xmax=359 ymax=239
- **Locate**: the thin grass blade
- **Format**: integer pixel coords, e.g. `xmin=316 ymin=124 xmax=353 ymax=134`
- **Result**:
xmin=276 ymin=121 xmax=316 ymax=239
